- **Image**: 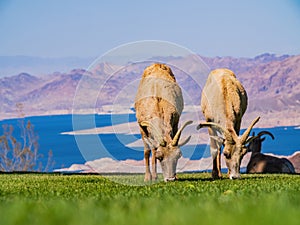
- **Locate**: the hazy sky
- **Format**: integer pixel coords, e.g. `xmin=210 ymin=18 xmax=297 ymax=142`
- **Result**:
xmin=1 ymin=0 xmax=300 ymax=58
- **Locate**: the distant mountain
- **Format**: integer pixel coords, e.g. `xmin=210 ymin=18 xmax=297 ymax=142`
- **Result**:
xmin=0 ymin=53 xmax=299 ymax=126
xmin=203 ymin=54 xmax=300 ymax=126
xmin=0 ymin=56 xmax=95 ymax=77
xmin=202 ymin=53 xmax=290 ymax=74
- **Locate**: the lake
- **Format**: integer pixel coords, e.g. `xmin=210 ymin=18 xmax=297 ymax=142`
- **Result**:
xmin=0 ymin=114 xmax=299 ymax=171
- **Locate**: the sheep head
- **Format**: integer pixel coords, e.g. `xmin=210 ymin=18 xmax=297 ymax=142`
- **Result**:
xmin=141 ymin=120 xmax=192 ymax=181
xmin=246 ymin=131 xmax=275 ymax=154
xmin=197 ymin=116 xmax=260 ymax=179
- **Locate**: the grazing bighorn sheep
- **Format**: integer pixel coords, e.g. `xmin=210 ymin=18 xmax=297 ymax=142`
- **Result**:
xmin=246 ymin=131 xmax=295 ymax=173
xmin=135 ymin=63 xmax=192 ymax=182
xmin=197 ymin=68 xmax=260 ymax=179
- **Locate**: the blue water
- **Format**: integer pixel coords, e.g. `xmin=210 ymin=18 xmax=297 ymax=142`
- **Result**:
xmin=0 ymin=114 xmax=299 ymax=171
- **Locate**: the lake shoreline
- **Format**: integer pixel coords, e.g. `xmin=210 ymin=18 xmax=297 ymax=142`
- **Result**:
xmin=1 ymin=108 xmax=299 ymax=129
xmin=55 ymin=151 xmax=300 ymax=174
xmin=1 ymin=113 xmax=300 ymax=173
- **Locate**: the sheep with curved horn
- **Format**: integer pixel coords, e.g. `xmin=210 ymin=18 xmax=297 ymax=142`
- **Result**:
xmin=135 ymin=63 xmax=193 ymax=182
xmin=246 ymin=131 xmax=275 ymax=154
xmin=246 ymin=131 xmax=295 ymax=174
xmin=197 ymin=68 xmax=260 ymax=179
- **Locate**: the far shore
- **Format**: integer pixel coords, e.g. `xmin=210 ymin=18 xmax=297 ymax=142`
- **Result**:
xmin=1 ymin=108 xmax=299 ymax=129
xmin=1 ymin=108 xmax=299 ymax=174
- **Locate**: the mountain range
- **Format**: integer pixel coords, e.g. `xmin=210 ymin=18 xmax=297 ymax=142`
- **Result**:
xmin=0 ymin=56 xmax=94 ymax=77
xmin=0 ymin=53 xmax=299 ymax=127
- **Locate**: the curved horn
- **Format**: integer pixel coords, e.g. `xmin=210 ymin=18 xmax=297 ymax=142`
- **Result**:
xmin=257 ymin=131 xmax=275 ymax=140
xmin=178 ymin=135 xmax=192 ymax=147
xmin=140 ymin=121 xmax=166 ymax=147
xmin=245 ymin=130 xmax=275 ymax=145
xmin=240 ymin=116 xmax=260 ymax=144
xmin=197 ymin=122 xmax=233 ymax=142
xmin=172 ymin=121 xmax=193 ymax=146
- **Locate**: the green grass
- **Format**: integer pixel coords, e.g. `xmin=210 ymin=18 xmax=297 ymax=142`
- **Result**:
xmin=0 ymin=173 xmax=300 ymax=225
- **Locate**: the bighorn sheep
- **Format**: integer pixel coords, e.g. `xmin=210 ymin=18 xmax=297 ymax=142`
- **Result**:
xmin=135 ymin=63 xmax=192 ymax=182
xmin=197 ymin=68 xmax=260 ymax=179
xmin=246 ymin=131 xmax=295 ymax=173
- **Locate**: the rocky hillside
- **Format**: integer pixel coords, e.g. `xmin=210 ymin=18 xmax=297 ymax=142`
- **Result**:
xmin=0 ymin=53 xmax=299 ymax=126
xmin=203 ymin=54 xmax=300 ymax=111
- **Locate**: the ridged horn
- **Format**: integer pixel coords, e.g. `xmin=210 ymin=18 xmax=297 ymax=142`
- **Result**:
xmin=245 ymin=130 xmax=274 ymax=145
xmin=257 ymin=131 xmax=275 ymax=140
xmin=140 ymin=121 xmax=166 ymax=147
xmin=172 ymin=121 xmax=193 ymax=146
xmin=240 ymin=116 xmax=260 ymax=144
xmin=197 ymin=122 xmax=233 ymax=142
xmin=178 ymin=135 xmax=192 ymax=147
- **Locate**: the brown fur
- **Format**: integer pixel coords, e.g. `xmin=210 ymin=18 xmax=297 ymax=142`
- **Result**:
xmin=220 ymin=70 xmax=247 ymax=132
xmin=199 ymin=68 xmax=259 ymax=179
xmin=135 ymin=63 xmax=191 ymax=182
xmin=201 ymin=69 xmax=247 ymax=131
xmin=247 ymin=153 xmax=295 ymax=173
xmin=142 ymin=63 xmax=176 ymax=82
xmin=246 ymin=134 xmax=295 ymax=173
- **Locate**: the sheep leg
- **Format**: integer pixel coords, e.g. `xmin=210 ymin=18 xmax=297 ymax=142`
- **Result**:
xmin=144 ymin=149 xmax=152 ymax=181
xmin=144 ymin=142 xmax=152 ymax=182
xmin=151 ymin=149 xmax=158 ymax=180
xmin=216 ymin=147 xmax=222 ymax=178
xmin=209 ymin=127 xmax=222 ymax=179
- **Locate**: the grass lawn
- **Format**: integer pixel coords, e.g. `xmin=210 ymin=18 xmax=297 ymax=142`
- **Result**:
xmin=0 ymin=173 xmax=299 ymax=225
